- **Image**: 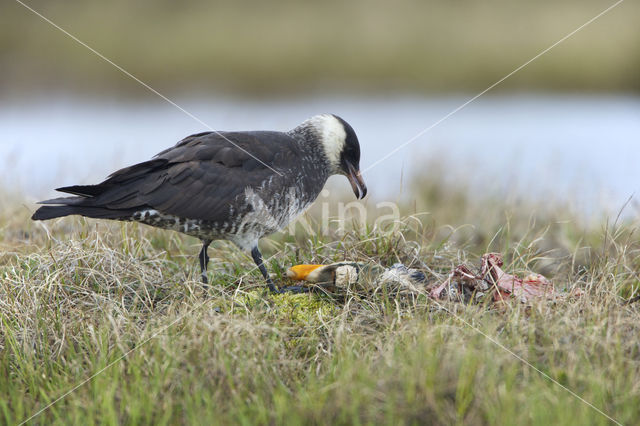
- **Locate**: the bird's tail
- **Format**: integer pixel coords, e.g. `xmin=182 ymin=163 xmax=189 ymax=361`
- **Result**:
xmin=32 ymin=205 xmax=78 ymax=220
xmin=31 ymin=196 xmax=137 ymax=221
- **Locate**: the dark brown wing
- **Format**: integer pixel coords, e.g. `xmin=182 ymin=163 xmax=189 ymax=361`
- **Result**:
xmin=53 ymin=131 xmax=302 ymax=223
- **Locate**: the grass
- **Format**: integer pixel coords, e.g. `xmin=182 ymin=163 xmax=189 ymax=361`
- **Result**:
xmin=3 ymin=0 xmax=640 ymax=96
xmin=1 ymin=179 xmax=640 ymax=425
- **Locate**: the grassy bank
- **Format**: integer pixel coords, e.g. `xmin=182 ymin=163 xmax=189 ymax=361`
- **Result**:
xmin=1 ymin=180 xmax=640 ymax=425
xmin=3 ymin=0 xmax=639 ymax=97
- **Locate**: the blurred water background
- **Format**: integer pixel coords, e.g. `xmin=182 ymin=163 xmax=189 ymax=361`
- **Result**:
xmin=1 ymin=0 xmax=639 ymax=218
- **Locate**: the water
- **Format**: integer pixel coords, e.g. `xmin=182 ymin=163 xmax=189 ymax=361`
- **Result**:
xmin=1 ymin=94 xmax=638 ymax=216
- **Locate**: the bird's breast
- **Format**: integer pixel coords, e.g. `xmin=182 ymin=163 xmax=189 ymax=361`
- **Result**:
xmin=225 ymin=166 xmax=327 ymax=245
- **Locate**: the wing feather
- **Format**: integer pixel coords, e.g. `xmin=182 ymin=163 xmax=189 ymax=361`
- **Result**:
xmin=77 ymin=131 xmax=302 ymax=223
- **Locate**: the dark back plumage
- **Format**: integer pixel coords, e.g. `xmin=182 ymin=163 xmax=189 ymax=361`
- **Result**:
xmin=33 ymin=130 xmax=318 ymax=226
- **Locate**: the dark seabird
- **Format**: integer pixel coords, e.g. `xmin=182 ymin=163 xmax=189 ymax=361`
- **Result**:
xmin=32 ymin=114 xmax=367 ymax=293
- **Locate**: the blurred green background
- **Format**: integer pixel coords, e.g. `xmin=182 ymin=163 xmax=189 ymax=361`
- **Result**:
xmin=3 ymin=0 xmax=639 ymax=97
xmin=2 ymin=0 xmax=639 ymax=216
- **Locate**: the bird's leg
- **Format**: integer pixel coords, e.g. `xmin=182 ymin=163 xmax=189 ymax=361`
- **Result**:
xmin=199 ymin=239 xmax=212 ymax=285
xmin=251 ymin=246 xmax=279 ymax=293
xmin=251 ymin=246 xmax=309 ymax=294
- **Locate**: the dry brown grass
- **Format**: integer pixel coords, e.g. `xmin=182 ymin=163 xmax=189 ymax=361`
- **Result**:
xmin=1 ymin=184 xmax=640 ymax=424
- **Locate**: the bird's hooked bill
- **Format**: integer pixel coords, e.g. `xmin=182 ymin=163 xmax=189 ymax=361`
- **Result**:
xmin=346 ymin=162 xmax=367 ymax=199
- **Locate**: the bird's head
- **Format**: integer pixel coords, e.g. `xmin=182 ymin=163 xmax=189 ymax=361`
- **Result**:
xmin=301 ymin=114 xmax=367 ymax=199
xmin=286 ymin=262 xmax=361 ymax=287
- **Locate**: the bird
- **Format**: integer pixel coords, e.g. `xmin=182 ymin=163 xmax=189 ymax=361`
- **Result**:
xmin=286 ymin=262 xmax=427 ymax=293
xmin=32 ymin=114 xmax=367 ymax=293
